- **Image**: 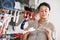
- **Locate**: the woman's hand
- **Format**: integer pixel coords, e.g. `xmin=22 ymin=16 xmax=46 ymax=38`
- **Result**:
xmin=44 ymin=27 xmax=53 ymax=40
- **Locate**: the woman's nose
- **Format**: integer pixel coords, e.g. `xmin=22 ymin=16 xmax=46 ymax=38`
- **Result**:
xmin=43 ymin=11 xmax=45 ymax=14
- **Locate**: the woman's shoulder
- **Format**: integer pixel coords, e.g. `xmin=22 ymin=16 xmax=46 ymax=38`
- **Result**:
xmin=46 ymin=21 xmax=55 ymax=32
xmin=47 ymin=21 xmax=54 ymax=27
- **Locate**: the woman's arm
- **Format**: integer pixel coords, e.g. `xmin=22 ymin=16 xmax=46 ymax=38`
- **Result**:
xmin=23 ymin=32 xmax=29 ymax=40
xmin=44 ymin=27 xmax=53 ymax=40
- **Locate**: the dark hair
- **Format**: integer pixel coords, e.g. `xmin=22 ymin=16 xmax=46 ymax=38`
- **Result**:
xmin=37 ymin=2 xmax=51 ymax=11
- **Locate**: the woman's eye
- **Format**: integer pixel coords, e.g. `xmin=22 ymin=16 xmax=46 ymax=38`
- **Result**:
xmin=45 ymin=10 xmax=47 ymax=12
xmin=40 ymin=11 xmax=43 ymax=12
xmin=45 ymin=11 xmax=47 ymax=12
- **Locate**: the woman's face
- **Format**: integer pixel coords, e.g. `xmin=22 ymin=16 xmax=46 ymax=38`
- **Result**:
xmin=39 ymin=5 xmax=50 ymax=19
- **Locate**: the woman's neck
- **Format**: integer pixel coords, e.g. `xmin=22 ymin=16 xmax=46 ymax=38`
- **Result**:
xmin=39 ymin=18 xmax=47 ymax=22
xmin=37 ymin=18 xmax=48 ymax=28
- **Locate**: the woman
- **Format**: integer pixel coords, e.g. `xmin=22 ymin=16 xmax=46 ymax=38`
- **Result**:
xmin=23 ymin=2 xmax=55 ymax=40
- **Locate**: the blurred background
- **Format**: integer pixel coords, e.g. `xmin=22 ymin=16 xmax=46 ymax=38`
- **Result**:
xmin=0 ymin=0 xmax=60 ymax=40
